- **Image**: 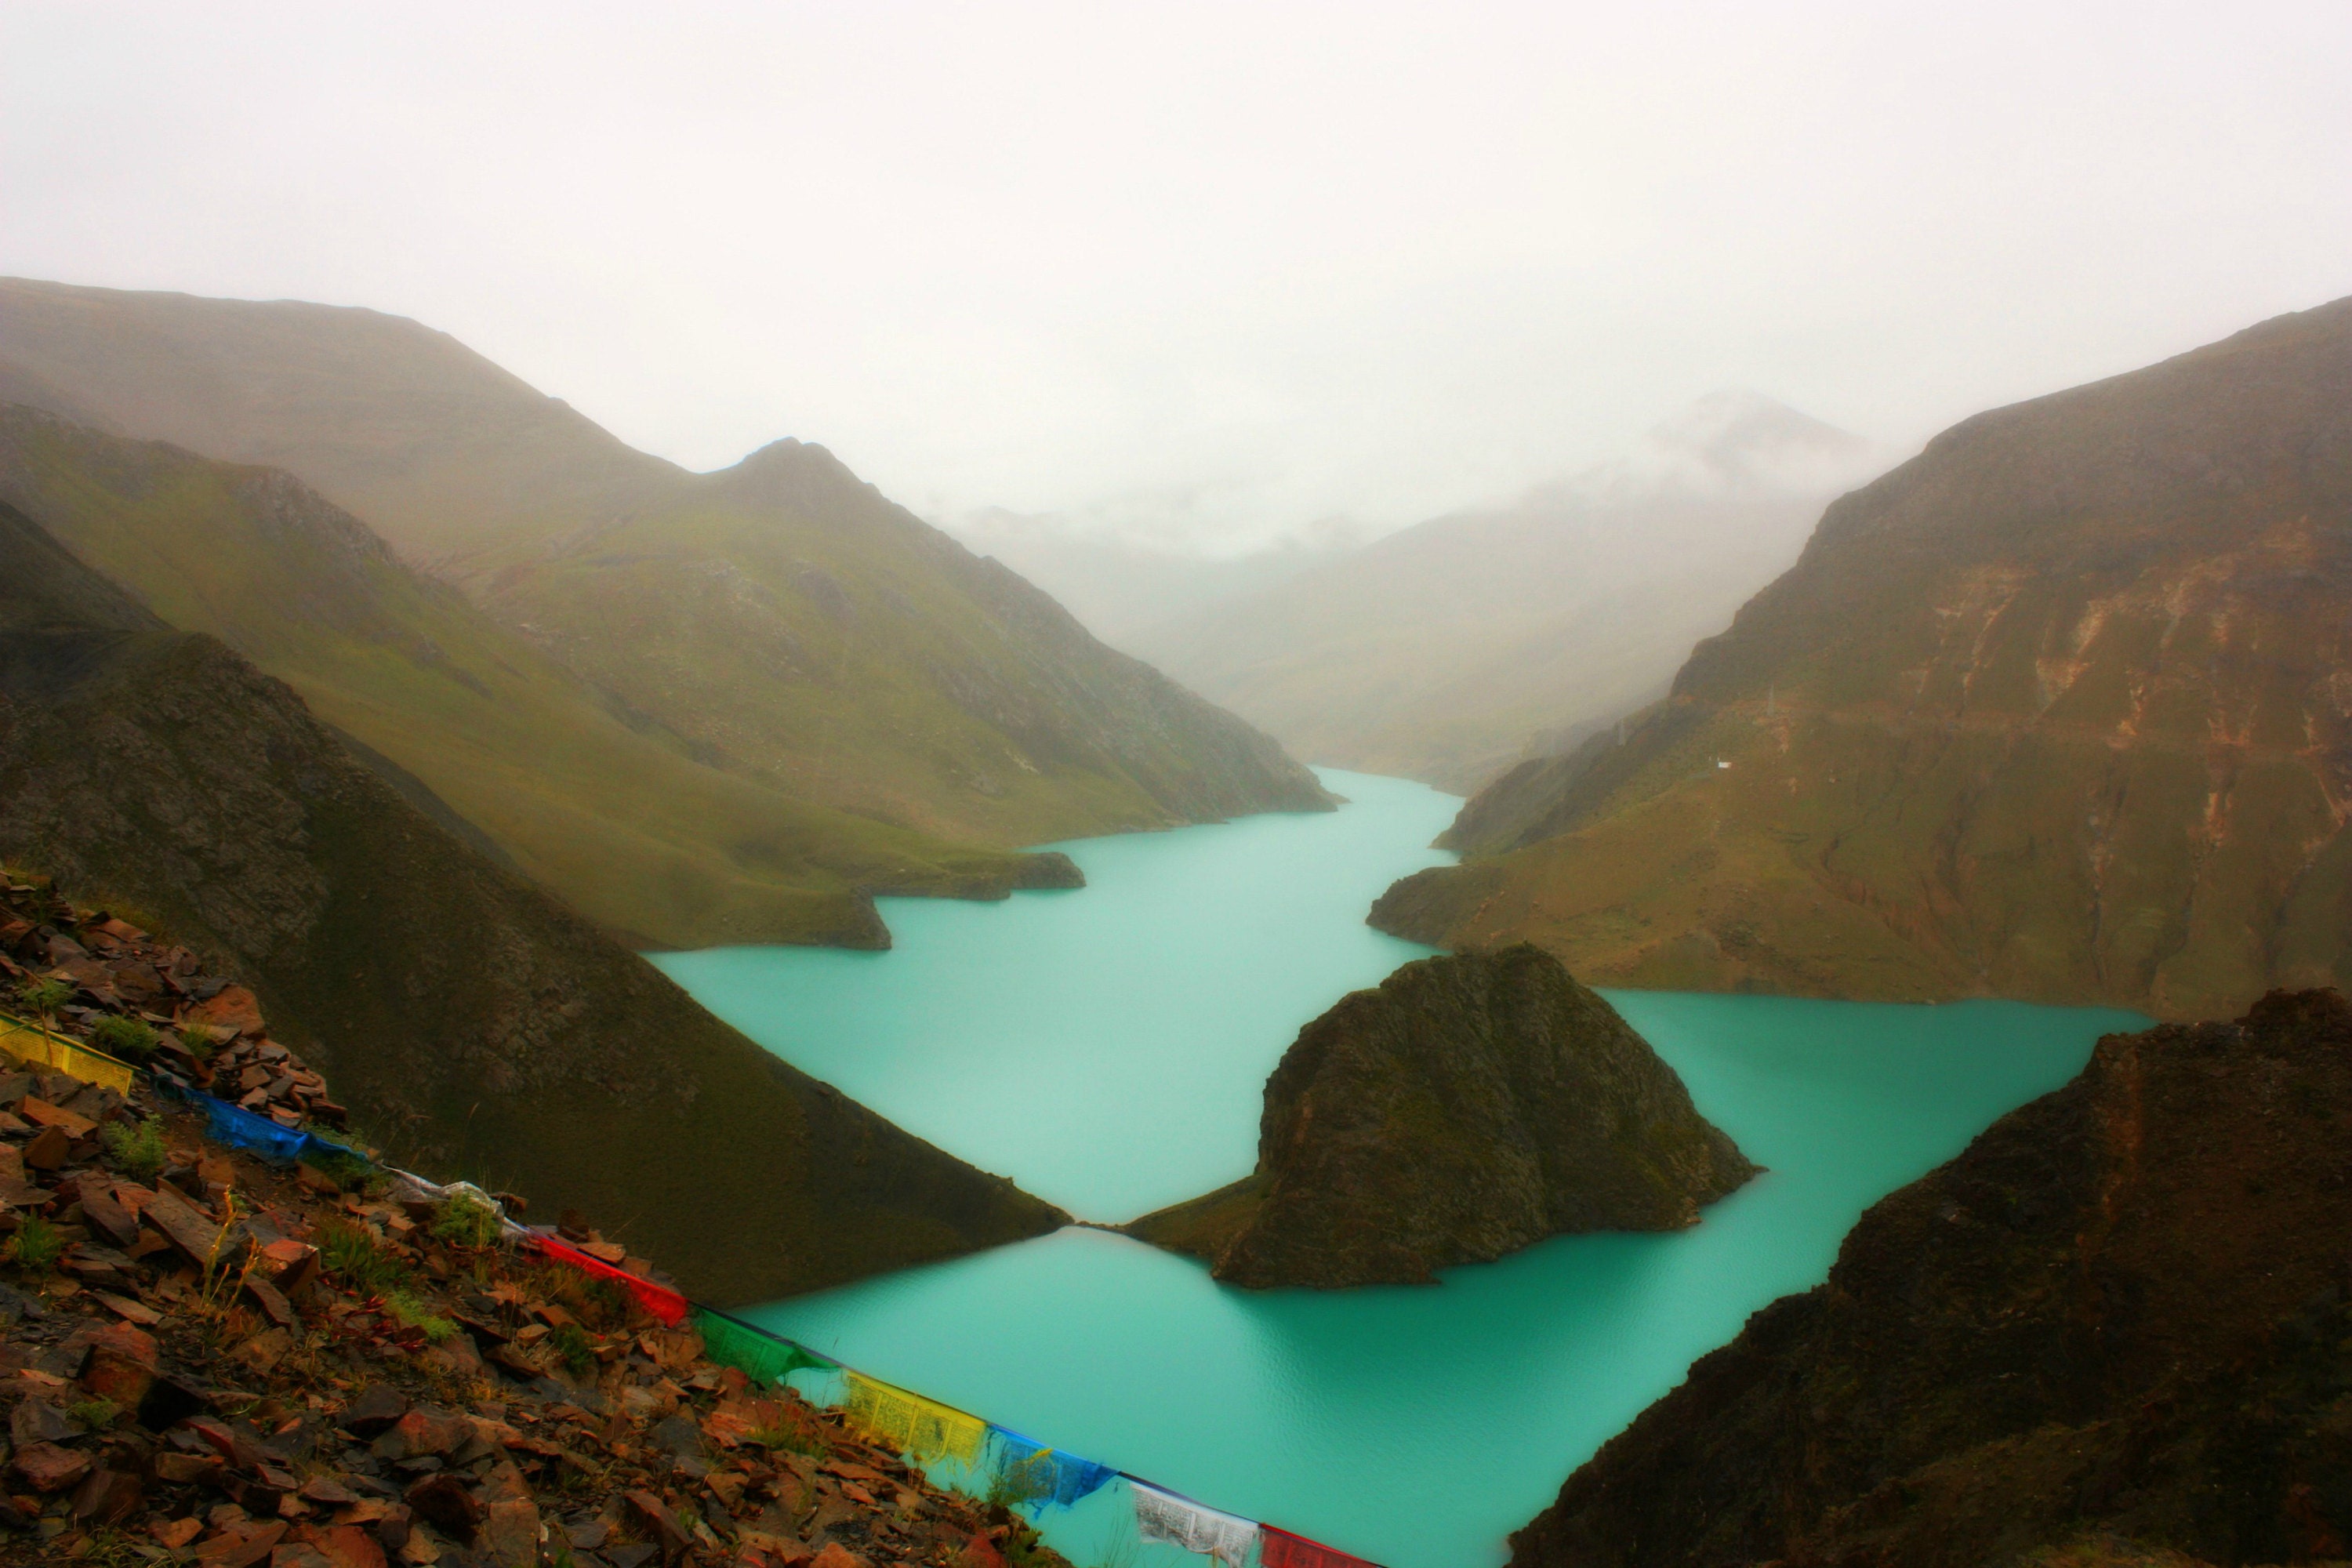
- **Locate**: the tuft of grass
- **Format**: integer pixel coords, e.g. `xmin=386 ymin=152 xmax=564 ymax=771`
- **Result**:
xmin=68 ymin=1397 xmax=120 ymax=1431
xmin=386 ymin=1290 xmax=457 ymax=1344
xmin=100 ymin=1117 xmax=169 ymax=1181
xmin=176 ymin=1022 xmax=223 ymax=1062
xmin=985 ymin=1452 xmax=1057 ymax=1515
xmin=301 ymin=1145 xmax=377 ymax=1193
xmin=318 ymin=1218 xmax=408 ymax=1294
xmin=8 ymin=1214 xmax=62 ymax=1273
xmin=88 ymin=1014 xmax=158 ymax=1060
xmin=549 ymin=1321 xmax=595 ymax=1376
xmin=432 ymin=1192 xmax=503 ymax=1250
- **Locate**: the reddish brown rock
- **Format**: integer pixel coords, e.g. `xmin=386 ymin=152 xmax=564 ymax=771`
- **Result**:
xmin=627 ymin=1488 xmax=695 ymax=1560
xmin=71 ymin=1464 xmax=143 ymax=1523
xmin=79 ymin=1319 xmax=159 ymax=1408
xmin=403 ymin=1473 xmax=481 ymax=1541
xmin=182 ymin=985 xmax=265 ymax=1038
xmin=294 ymin=1523 xmax=390 ymax=1568
xmin=154 ymin=1517 xmax=205 ymax=1549
xmin=11 ymin=1439 xmax=94 ymax=1491
xmin=194 ymin=1520 xmax=288 ymax=1568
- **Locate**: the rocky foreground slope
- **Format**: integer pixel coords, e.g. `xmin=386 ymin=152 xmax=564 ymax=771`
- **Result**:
xmin=1512 ymin=988 xmax=2352 ymax=1568
xmin=1127 ymin=946 xmax=1755 ymax=1287
xmin=0 ymin=502 xmax=1065 ymax=1304
xmin=1377 ymin=296 xmax=2352 ymax=1019
xmin=0 ymin=1047 xmax=1056 ymax=1568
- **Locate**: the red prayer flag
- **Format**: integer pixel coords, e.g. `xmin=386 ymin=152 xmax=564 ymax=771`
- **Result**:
xmin=1258 ymin=1526 xmax=1381 ymax=1568
xmin=533 ymin=1232 xmax=691 ymax=1327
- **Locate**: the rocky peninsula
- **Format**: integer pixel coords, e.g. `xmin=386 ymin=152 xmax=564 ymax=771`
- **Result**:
xmin=1127 ymin=945 xmax=1757 ymax=1288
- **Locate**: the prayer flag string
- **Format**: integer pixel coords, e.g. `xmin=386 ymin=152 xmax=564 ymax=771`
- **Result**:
xmin=129 ymin=1061 xmax=1387 ymax=1566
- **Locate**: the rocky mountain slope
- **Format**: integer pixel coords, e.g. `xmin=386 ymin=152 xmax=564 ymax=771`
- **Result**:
xmin=0 ymin=277 xmax=1331 ymax=868
xmin=0 ymin=1030 xmax=1065 ymax=1568
xmin=1376 ymin=297 xmax=2352 ymax=1019
xmin=1131 ymin=394 xmax=1886 ymax=792
xmin=0 ymin=499 xmax=1065 ymax=1303
xmin=1512 ymin=987 xmax=2352 ymax=1568
xmin=1125 ymin=945 xmax=1754 ymax=1288
xmin=0 ymin=404 xmax=1078 ymax=951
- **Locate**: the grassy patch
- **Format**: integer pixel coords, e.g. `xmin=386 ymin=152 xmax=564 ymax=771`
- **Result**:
xmin=87 ymin=1014 xmax=158 ymax=1060
xmin=318 ymin=1218 xmax=408 ymax=1294
xmin=8 ymin=1214 xmax=62 ymax=1273
xmin=100 ymin=1117 xmax=168 ymax=1181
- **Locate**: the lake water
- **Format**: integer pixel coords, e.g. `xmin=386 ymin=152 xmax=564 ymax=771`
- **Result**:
xmin=653 ymin=771 xmax=2144 ymax=1568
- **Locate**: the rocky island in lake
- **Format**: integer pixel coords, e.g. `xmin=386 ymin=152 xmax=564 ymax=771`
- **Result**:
xmin=1126 ymin=944 xmax=1757 ymax=1288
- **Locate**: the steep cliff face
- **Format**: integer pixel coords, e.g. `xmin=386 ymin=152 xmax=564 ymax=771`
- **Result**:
xmin=1377 ymin=296 xmax=2352 ymax=1019
xmin=0 ymin=278 xmax=1334 ymax=859
xmin=1513 ymin=988 xmax=2352 ymax=1568
xmin=1127 ymin=946 xmax=1755 ymax=1287
xmin=0 ymin=500 xmax=1066 ymax=1304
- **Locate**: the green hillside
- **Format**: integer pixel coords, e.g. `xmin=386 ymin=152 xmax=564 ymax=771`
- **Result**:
xmin=0 ymin=498 xmax=1065 ymax=1301
xmin=1374 ymin=296 xmax=2352 ymax=1021
xmin=0 ymin=404 xmax=1074 ymax=949
xmin=0 ymin=276 xmax=1333 ymax=857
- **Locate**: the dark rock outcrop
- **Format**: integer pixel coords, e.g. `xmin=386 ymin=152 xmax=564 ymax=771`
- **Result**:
xmin=1512 ymin=989 xmax=2352 ymax=1568
xmin=0 ymin=499 xmax=1066 ymax=1304
xmin=1127 ymin=945 xmax=1755 ymax=1287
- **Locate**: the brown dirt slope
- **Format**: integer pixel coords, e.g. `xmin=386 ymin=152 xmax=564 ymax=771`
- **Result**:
xmin=1510 ymin=989 xmax=2352 ymax=1568
xmin=1376 ymin=295 xmax=2352 ymax=1020
xmin=0 ymin=499 xmax=1065 ymax=1305
xmin=1127 ymin=945 xmax=1754 ymax=1288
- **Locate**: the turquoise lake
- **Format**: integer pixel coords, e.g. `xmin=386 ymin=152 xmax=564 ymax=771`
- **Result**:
xmin=653 ymin=770 xmax=2146 ymax=1568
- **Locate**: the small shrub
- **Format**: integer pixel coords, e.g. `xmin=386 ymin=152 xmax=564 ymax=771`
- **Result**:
xmin=14 ymin=976 xmax=71 ymax=1024
xmin=549 ymin=1321 xmax=595 ymax=1376
xmin=985 ymin=1451 xmax=1056 ymax=1515
xmin=9 ymin=1214 xmax=62 ymax=1273
xmin=68 ymin=1397 xmax=119 ymax=1432
xmin=433 ymin=1192 xmax=503 ymax=1249
xmin=88 ymin=1015 xmax=158 ymax=1060
xmin=386 ymin=1290 xmax=456 ymax=1344
xmin=318 ymin=1218 xmax=408 ymax=1294
xmin=176 ymin=1022 xmax=222 ymax=1062
xmin=100 ymin=1118 xmax=169 ymax=1181
xmin=301 ymin=1145 xmax=376 ymax=1192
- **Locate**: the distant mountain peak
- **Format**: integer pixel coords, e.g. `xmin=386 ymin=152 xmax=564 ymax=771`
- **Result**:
xmin=1539 ymin=390 xmax=1887 ymax=507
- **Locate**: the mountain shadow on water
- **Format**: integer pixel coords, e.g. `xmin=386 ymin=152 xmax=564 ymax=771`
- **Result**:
xmin=1126 ymin=945 xmax=1755 ymax=1288
xmin=0 ymin=499 xmax=1067 ymax=1304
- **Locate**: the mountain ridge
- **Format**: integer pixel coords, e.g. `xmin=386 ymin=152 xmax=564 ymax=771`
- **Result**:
xmin=1377 ymin=295 xmax=2352 ymax=1020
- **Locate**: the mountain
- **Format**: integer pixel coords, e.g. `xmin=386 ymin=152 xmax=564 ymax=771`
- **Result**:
xmin=943 ymin=507 xmax=1369 ymax=648
xmin=1512 ymin=988 xmax=2352 ymax=1567
xmin=1375 ymin=297 xmax=2352 ymax=1021
xmin=1124 ymin=945 xmax=1754 ymax=1288
xmin=0 ymin=499 xmax=1065 ymax=1303
xmin=0 ymin=277 xmax=1332 ymax=886
xmin=1129 ymin=393 xmax=1888 ymax=793
xmin=0 ymin=403 xmax=1077 ymax=951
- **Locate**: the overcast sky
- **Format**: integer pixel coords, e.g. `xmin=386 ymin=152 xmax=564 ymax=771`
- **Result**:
xmin=5 ymin=2 xmax=2348 ymax=549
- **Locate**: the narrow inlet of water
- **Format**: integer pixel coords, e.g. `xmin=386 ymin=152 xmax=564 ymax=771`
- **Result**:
xmin=654 ymin=771 xmax=2144 ymax=1568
